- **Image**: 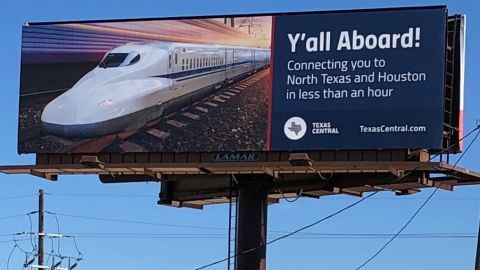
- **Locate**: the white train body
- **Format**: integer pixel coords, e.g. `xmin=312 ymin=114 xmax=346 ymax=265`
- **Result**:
xmin=41 ymin=42 xmax=270 ymax=137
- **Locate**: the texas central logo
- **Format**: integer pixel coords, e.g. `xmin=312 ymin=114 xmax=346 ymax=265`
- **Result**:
xmin=284 ymin=116 xmax=307 ymax=140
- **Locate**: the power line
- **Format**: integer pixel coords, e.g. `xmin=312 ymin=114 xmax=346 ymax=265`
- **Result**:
xmin=0 ymin=238 xmax=31 ymax=244
xmin=1 ymin=232 xmax=476 ymax=241
xmin=193 ymin=123 xmax=480 ymax=270
xmin=1 ymin=231 xmax=476 ymax=238
xmin=51 ymin=232 xmax=480 ymax=240
xmin=45 ymin=192 xmax=152 ymax=198
xmin=45 ymin=211 xmax=226 ymax=231
xmin=0 ymin=194 xmax=35 ymax=201
xmin=354 ymin=127 xmax=480 ymax=269
xmin=0 ymin=212 xmax=35 ymax=221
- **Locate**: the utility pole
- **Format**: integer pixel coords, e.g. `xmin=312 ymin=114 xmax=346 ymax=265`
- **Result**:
xmin=38 ymin=189 xmax=44 ymax=268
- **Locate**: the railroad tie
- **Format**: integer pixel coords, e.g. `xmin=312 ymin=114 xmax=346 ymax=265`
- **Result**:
xmin=147 ymin=128 xmax=170 ymax=140
xmin=194 ymin=106 xmax=209 ymax=113
xmin=183 ymin=112 xmax=200 ymax=120
xmin=218 ymin=94 xmax=231 ymax=99
xmin=204 ymin=101 xmax=218 ymax=107
xmin=119 ymin=141 xmax=147 ymax=152
xmin=166 ymin=119 xmax=187 ymax=128
xmin=213 ymin=96 xmax=226 ymax=103
xmin=224 ymin=92 xmax=236 ymax=96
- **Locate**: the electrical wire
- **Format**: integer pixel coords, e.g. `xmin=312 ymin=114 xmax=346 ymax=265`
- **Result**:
xmin=13 ymin=235 xmax=31 ymax=255
xmin=277 ymin=188 xmax=303 ymax=203
xmin=45 ymin=192 xmax=152 ymax=198
xmin=27 ymin=212 xmax=38 ymax=253
xmin=3 ymin=231 xmax=475 ymax=239
xmin=193 ymin=123 xmax=480 ymax=270
xmin=45 ymin=211 xmax=226 ymax=231
xmin=0 ymin=213 xmax=30 ymax=221
xmin=0 ymin=194 xmax=35 ymax=201
xmin=0 ymin=238 xmax=30 ymax=244
xmin=6 ymin=244 xmax=17 ymax=270
xmin=69 ymin=235 xmax=83 ymax=261
xmin=353 ymin=127 xmax=480 ymax=269
xmin=45 ymin=211 xmax=62 ymax=255
xmin=53 ymin=232 xmax=478 ymax=240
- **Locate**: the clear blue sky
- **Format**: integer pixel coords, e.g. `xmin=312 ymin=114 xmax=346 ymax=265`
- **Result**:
xmin=1 ymin=0 xmax=480 ymax=270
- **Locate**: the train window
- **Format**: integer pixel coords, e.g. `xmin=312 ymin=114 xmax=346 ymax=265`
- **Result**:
xmin=168 ymin=55 xmax=172 ymax=69
xmin=182 ymin=59 xmax=185 ymax=71
xmin=99 ymin=53 xmax=129 ymax=68
xmin=189 ymin=58 xmax=192 ymax=70
xmin=129 ymin=54 xmax=140 ymax=65
xmin=175 ymin=53 xmax=178 ymax=64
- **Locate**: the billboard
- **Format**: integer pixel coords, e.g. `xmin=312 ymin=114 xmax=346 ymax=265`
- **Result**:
xmin=18 ymin=6 xmax=448 ymax=154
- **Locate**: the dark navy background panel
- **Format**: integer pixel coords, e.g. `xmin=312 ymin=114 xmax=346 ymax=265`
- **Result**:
xmin=270 ymin=7 xmax=446 ymax=151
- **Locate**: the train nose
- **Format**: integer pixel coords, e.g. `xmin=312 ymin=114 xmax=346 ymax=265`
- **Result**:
xmin=41 ymin=94 xmax=85 ymax=136
xmin=41 ymin=95 xmax=75 ymax=123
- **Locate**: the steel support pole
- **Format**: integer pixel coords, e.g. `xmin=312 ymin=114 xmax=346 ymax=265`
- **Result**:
xmin=235 ymin=175 xmax=271 ymax=270
xmin=475 ymin=218 xmax=480 ymax=270
xmin=38 ymin=189 xmax=44 ymax=267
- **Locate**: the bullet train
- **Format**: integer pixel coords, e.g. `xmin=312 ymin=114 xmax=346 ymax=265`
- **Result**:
xmin=41 ymin=41 xmax=270 ymax=137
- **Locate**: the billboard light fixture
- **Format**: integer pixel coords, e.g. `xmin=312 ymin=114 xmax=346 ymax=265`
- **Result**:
xmin=289 ymin=153 xmax=313 ymax=167
xmin=199 ymin=167 xmax=212 ymax=174
xmin=79 ymin=155 xmax=105 ymax=169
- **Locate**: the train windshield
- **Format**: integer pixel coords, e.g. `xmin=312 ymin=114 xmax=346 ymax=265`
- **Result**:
xmin=99 ymin=52 xmax=140 ymax=68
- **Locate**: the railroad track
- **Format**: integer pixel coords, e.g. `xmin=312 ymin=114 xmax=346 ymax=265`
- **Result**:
xmin=68 ymin=68 xmax=270 ymax=153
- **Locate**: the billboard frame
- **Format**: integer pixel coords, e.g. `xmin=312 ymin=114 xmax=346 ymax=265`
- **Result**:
xmin=18 ymin=5 xmax=460 ymax=155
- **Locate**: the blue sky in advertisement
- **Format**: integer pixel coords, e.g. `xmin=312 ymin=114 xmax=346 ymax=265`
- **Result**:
xmin=0 ymin=0 xmax=479 ymax=269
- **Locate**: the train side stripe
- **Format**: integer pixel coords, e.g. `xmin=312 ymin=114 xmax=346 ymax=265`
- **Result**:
xmin=152 ymin=59 xmax=267 ymax=81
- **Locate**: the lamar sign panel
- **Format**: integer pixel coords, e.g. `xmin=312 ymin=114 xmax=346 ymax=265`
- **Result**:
xmin=18 ymin=6 xmax=450 ymax=154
